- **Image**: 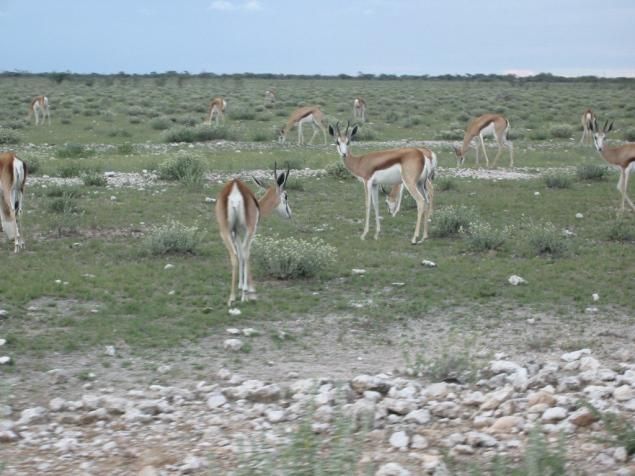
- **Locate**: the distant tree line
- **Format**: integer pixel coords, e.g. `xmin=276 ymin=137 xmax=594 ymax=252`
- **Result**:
xmin=1 ymin=70 xmax=633 ymax=85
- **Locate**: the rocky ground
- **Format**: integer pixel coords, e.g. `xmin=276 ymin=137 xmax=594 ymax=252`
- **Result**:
xmin=1 ymin=308 xmax=635 ymax=476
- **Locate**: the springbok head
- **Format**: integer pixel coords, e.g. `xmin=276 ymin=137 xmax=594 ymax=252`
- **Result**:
xmin=252 ymin=162 xmax=292 ymax=218
xmin=328 ymin=121 xmax=358 ymax=159
xmin=589 ymin=119 xmax=614 ymax=152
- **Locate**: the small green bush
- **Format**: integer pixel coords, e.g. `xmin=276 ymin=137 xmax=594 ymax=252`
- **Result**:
xmin=82 ymin=173 xmax=107 ymax=187
xmin=525 ymin=221 xmax=569 ymax=257
xmin=0 ymin=128 xmax=22 ymax=145
xmin=436 ymin=177 xmax=458 ymax=192
xmin=543 ymin=173 xmax=573 ymax=189
xmin=229 ymin=108 xmax=256 ymax=121
xmin=48 ymin=191 xmax=80 ymax=214
xmin=465 ymin=221 xmax=510 ymax=252
xmin=58 ymin=163 xmax=84 ymax=178
xmin=251 ymin=131 xmax=271 ymax=142
xmin=117 ymin=143 xmax=134 ymax=155
xmin=432 ymin=205 xmax=475 ymax=237
xmin=549 ymin=123 xmax=574 ymax=139
xmin=528 ymin=129 xmax=548 ymax=140
xmin=623 ymin=128 xmax=635 ymax=142
xmin=54 ymin=143 xmax=95 ymax=159
xmin=324 ymin=161 xmax=353 ymax=180
xmin=162 ymin=125 xmax=237 ymax=143
xmin=25 ymin=157 xmax=40 ymax=175
xmin=576 ymin=164 xmax=608 ymax=181
xmin=158 ymin=155 xmax=206 ymax=185
xmin=143 ymin=220 xmax=201 ymax=255
xmin=149 ymin=116 xmax=172 ymax=130
xmin=253 ymin=236 xmax=337 ymax=279
xmin=606 ymin=218 xmax=635 ymax=242
xmin=351 ymin=125 xmax=378 ymax=141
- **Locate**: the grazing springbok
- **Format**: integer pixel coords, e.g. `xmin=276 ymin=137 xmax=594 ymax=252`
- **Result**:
xmin=28 ymin=96 xmax=50 ymax=126
xmin=579 ymin=108 xmax=596 ymax=145
xmin=589 ymin=119 xmax=635 ymax=212
xmin=278 ymin=106 xmax=328 ymax=145
xmin=0 ymin=152 xmax=27 ymax=253
xmin=264 ymin=89 xmax=276 ymax=106
xmin=216 ymin=164 xmax=292 ymax=306
xmin=353 ymin=97 xmax=367 ymax=122
xmin=454 ymin=114 xmax=513 ymax=168
xmin=205 ymin=96 xmax=226 ymax=126
xmin=329 ymin=122 xmax=435 ymax=244
xmin=383 ymin=149 xmax=437 ymax=217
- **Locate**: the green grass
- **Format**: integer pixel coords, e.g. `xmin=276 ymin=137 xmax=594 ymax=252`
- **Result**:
xmin=0 ymin=76 xmax=633 ymax=359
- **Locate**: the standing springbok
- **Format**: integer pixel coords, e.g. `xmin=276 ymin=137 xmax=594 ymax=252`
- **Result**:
xmin=329 ymin=122 xmax=435 ymax=244
xmin=353 ymin=97 xmax=367 ymax=122
xmin=589 ymin=119 xmax=635 ymax=212
xmin=264 ymin=89 xmax=276 ymax=106
xmin=579 ymin=108 xmax=596 ymax=145
xmin=279 ymin=106 xmax=328 ymax=145
xmin=28 ymin=96 xmax=50 ymax=126
xmin=216 ymin=164 xmax=292 ymax=306
xmin=454 ymin=114 xmax=513 ymax=168
xmin=205 ymin=96 xmax=226 ymax=126
xmin=383 ymin=148 xmax=437 ymax=217
xmin=0 ymin=152 xmax=27 ymax=253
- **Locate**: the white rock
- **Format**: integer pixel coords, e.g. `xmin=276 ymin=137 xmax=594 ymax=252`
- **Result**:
xmin=508 ymin=275 xmax=527 ymax=286
xmin=228 ymin=308 xmax=242 ymax=316
xmin=389 ymin=430 xmax=410 ymax=450
xmin=226 ymin=328 xmax=241 ymax=335
xmin=579 ymin=356 xmax=600 ymax=372
xmin=542 ymin=406 xmax=568 ymax=422
xmin=561 ymin=349 xmax=591 ymax=362
xmin=104 ymin=345 xmax=116 ymax=357
xmin=466 ymin=431 xmax=498 ymax=448
xmin=163 ymin=263 xmax=174 ymax=270
xmin=575 ymin=213 xmax=583 ymax=219
xmin=18 ymin=406 xmax=48 ymax=425
xmin=181 ymin=455 xmax=208 ymax=474
xmin=0 ymin=310 xmax=8 ymax=318
xmin=614 ymin=446 xmax=628 ymax=463
xmin=351 ymin=268 xmax=366 ymax=275
xmin=421 ymin=259 xmax=437 ymax=267
xmin=404 ymin=409 xmax=431 ymax=425
xmin=613 ymin=385 xmax=634 ymax=402
xmin=0 ymin=339 xmax=6 ymax=346
xmin=206 ymin=394 xmax=227 ymax=409
xmin=224 ymin=339 xmax=243 ymax=352
xmin=204 ymin=197 xmax=216 ymax=203
xmin=0 ymin=356 xmax=11 ymax=365
xmin=376 ymin=462 xmax=412 ymax=476
xmin=49 ymin=398 xmax=66 ymax=412
xmin=592 ymin=293 xmax=599 ymax=302
xmin=424 ymin=382 xmax=449 ymax=399
xmin=489 ymin=360 xmax=521 ymax=374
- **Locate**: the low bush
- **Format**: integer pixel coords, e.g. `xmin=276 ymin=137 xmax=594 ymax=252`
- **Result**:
xmin=324 ymin=161 xmax=353 ymax=180
xmin=576 ymin=164 xmax=608 ymax=181
xmin=432 ymin=205 xmax=475 ymax=237
xmin=465 ymin=221 xmax=510 ymax=252
xmin=143 ymin=220 xmax=201 ymax=255
xmin=158 ymin=155 xmax=206 ymax=185
xmin=525 ymin=221 xmax=569 ymax=257
xmin=82 ymin=173 xmax=107 ymax=187
xmin=606 ymin=218 xmax=635 ymax=242
xmin=0 ymin=128 xmax=22 ymax=145
xmin=54 ymin=143 xmax=95 ymax=159
xmin=543 ymin=173 xmax=573 ymax=189
xmin=162 ymin=125 xmax=238 ymax=143
xmin=253 ymin=236 xmax=336 ymax=279
xmin=549 ymin=123 xmax=574 ymax=139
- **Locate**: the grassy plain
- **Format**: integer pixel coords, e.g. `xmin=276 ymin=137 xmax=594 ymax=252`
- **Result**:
xmin=0 ymin=74 xmax=633 ymax=359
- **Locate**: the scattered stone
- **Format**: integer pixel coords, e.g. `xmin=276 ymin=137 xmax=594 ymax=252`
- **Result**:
xmin=508 ymin=275 xmax=527 ymax=286
xmin=163 ymin=263 xmax=174 ymax=270
xmin=0 ymin=356 xmax=11 ymax=365
xmin=376 ymin=462 xmax=411 ymax=476
xmin=352 ymin=268 xmax=367 ymax=275
xmin=223 ymin=339 xmax=243 ymax=352
xmin=389 ymin=430 xmax=410 ymax=450
xmin=421 ymin=259 xmax=437 ymax=267
xmin=228 ymin=308 xmax=241 ymax=316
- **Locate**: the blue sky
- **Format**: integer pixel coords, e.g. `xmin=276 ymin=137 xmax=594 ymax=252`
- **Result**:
xmin=1 ymin=0 xmax=634 ymax=77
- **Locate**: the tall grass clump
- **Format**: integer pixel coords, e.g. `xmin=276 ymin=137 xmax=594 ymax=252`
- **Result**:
xmin=82 ymin=172 xmax=108 ymax=187
xmin=253 ymin=236 xmax=336 ymax=279
xmin=324 ymin=161 xmax=353 ymax=180
xmin=143 ymin=220 xmax=201 ymax=255
xmin=543 ymin=173 xmax=573 ymax=189
xmin=54 ymin=143 xmax=95 ymax=159
xmin=158 ymin=155 xmax=206 ymax=185
xmin=0 ymin=128 xmax=22 ymax=145
xmin=162 ymin=125 xmax=237 ymax=143
xmin=524 ymin=221 xmax=569 ymax=257
xmin=465 ymin=221 xmax=511 ymax=252
xmin=432 ymin=205 xmax=475 ymax=238
xmin=576 ymin=164 xmax=608 ymax=181
xmin=549 ymin=123 xmax=574 ymax=139
xmin=435 ymin=177 xmax=458 ymax=192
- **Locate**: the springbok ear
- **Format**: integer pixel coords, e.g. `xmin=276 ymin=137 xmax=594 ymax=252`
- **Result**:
xmin=276 ymin=172 xmax=286 ymax=187
xmin=328 ymin=124 xmax=336 ymax=137
xmin=252 ymin=176 xmax=266 ymax=189
xmin=607 ymin=121 xmax=614 ymax=132
xmin=350 ymin=125 xmax=359 ymax=138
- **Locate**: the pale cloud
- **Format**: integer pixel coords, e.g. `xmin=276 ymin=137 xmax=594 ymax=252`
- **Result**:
xmin=503 ymin=69 xmax=537 ymax=78
xmin=208 ymin=0 xmax=263 ymax=12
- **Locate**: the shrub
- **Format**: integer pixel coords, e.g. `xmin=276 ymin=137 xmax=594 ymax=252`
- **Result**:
xmin=229 ymin=107 xmax=256 ymax=120
xmin=143 ymin=220 xmax=201 ymax=255
xmin=576 ymin=164 xmax=608 ymax=181
xmin=48 ymin=191 xmax=80 ymax=214
xmin=82 ymin=173 xmax=107 ymax=187
xmin=0 ymin=128 xmax=22 ymax=145
xmin=324 ymin=161 xmax=353 ymax=179
xmin=549 ymin=123 xmax=574 ymax=139
xmin=465 ymin=221 xmax=510 ymax=252
xmin=351 ymin=124 xmax=378 ymax=141
xmin=432 ymin=205 xmax=475 ymax=237
xmin=623 ymin=128 xmax=635 ymax=142
xmin=528 ymin=129 xmax=548 ymax=140
xmin=25 ymin=157 xmax=40 ymax=175
xmin=58 ymin=163 xmax=84 ymax=178
xmin=54 ymin=143 xmax=95 ymax=159
xmin=253 ymin=236 xmax=336 ymax=279
xmin=149 ymin=116 xmax=172 ymax=130
xmin=251 ymin=130 xmax=272 ymax=142
xmin=525 ymin=221 xmax=569 ymax=257
xmin=162 ymin=125 xmax=238 ymax=143
xmin=117 ymin=143 xmax=134 ymax=155
xmin=158 ymin=155 xmax=206 ymax=185
xmin=606 ymin=218 xmax=635 ymax=242
xmin=435 ymin=177 xmax=458 ymax=192
xmin=543 ymin=173 xmax=573 ymax=189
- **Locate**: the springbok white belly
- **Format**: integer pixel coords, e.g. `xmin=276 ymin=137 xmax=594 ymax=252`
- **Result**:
xmin=480 ymin=122 xmax=496 ymax=137
xmin=370 ymin=164 xmax=402 ymax=185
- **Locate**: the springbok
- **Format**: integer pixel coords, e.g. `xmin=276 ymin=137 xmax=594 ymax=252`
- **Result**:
xmin=205 ymin=96 xmax=226 ymax=126
xmin=0 ymin=152 xmax=27 ymax=253
xmin=216 ymin=164 xmax=292 ymax=306
xmin=353 ymin=97 xmax=367 ymax=122
xmin=279 ymin=106 xmax=328 ymax=145
xmin=454 ymin=114 xmax=513 ymax=168
xmin=589 ymin=119 xmax=635 ymax=212
xmin=579 ymin=109 xmax=596 ymax=145
xmin=28 ymin=96 xmax=50 ymax=126
xmin=264 ymin=89 xmax=276 ymax=106
xmin=329 ymin=122 xmax=435 ymax=244
xmin=383 ymin=149 xmax=437 ymax=217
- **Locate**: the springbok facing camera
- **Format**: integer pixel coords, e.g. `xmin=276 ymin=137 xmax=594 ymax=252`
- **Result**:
xmin=278 ymin=106 xmax=328 ymax=145
xmin=454 ymin=114 xmax=513 ymax=168
xmin=329 ymin=122 xmax=435 ymax=244
xmin=589 ymin=119 xmax=635 ymax=212
xmin=353 ymin=97 xmax=367 ymax=122
xmin=215 ymin=164 xmax=292 ymax=306
xmin=29 ymin=96 xmax=50 ymax=126
xmin=580 ymin=109 xmax=596 ymax=145
xmin=0 ymin=152 xmax=27 ymax=253
xmin=205 ymin=96 xmax=226 ymax=126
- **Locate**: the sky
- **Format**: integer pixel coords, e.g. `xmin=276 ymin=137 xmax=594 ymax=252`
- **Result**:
xmin=1 ymin=0 xmax=634 ymax=77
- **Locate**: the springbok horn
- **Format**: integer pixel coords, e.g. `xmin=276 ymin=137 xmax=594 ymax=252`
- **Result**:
xmin=273 ymin=160 xmax=278 ymax=183
xmin=603 ymin=120 xmax=609 ymax=132
xmin=285 ymin=161 xmax=290 ymax=187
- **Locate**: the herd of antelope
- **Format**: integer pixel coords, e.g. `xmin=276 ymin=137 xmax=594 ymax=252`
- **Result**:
xmin=1 ymin=93 xmax=633 ymax=308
